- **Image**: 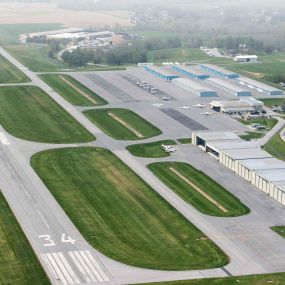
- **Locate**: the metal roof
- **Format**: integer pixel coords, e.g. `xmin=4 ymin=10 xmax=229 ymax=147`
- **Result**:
xmin=145 ymin=66 xmax=178 ymax=77
xmin=274 ymin=181 xmax=285 ymax=191
xmin=239 ymin=158 xmax=285 ymax=171
xmin=207 ymin=140 xmax=257 ymax=151
xmin=207 ymin=78 xmax=249 ymax=93
xmin=194 ymin=131 xmax=240 ymax=142
xmin=174 ymin=65 xmax=208 ymax=76
xmin=235 ymin=55 xmax=258 ymax=59
xmin=237 ymin=77 xmax=282 ymax=93
xmin=201 ymin=64 xmax=238 ymax=76
xmin=221 ymin=148 xmax=272 ymax=160
xmin=173 ymin=78 xmax=214 ymax=92
xmin=255 ymin=169 xmax=285 ymax=182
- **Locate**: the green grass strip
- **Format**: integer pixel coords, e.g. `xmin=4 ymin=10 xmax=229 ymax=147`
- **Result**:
xmin=31 ymin=147 xmax=228 ymax=270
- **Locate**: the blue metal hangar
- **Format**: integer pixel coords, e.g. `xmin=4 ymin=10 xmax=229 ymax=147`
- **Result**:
xmin=199 ymin=64 xmax=240 ymax=79
xmin=206 ymin=77 xmax=251 ymax=97
xmin=172 ymin=65 xmax=209 ymax=80
xmin=172 ymin=78 xmax=217 ymax=97
xmin=236 ymin=77 xmax=284 ymax=96
xmin=144 ymin=66 xmax=179 ymax=81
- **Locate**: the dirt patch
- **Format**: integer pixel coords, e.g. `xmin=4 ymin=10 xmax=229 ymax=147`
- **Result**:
xmin=244 ymin=71 xmax=265 ymax=79
xmin=169 ymin=167 xmax=228 ymax=213
xmin=59 ymin=75 xmax=97 ymax=104
xmin=0 ymin=3 xmax=131 ymax=28
xmin=108 ymin=112 xmax=144 ymax=138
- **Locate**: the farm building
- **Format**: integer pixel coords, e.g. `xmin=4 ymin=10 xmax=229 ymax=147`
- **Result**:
xmin=199 ymin=64 xmax=239 ymax=79
xmin=144 ymin=66 xmax=179 ymax=81
xmin=172 ymin=78 xmax=217 ymax=97
xmin=234 ymin=55 xmax=258 ymax=63
xmin=206 ymin=78 xmax=251 ymax=97
xmin=236 ymin=77 xmax=284 ymax=96
xmin=210 ymin=98 xmax=264 ymax=114
xmin=172 ymin=65 xmax=209 ymax=80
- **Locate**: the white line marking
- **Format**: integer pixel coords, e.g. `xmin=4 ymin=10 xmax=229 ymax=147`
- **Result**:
xmin=46 ymin=253 xmax=68 ymax=285
xmin=0 ymin=132 xmax=10 ymax=145
xmin=69 ymin=251 xmax=92 ymax=283
xmin=37 ymin=210 xmax=50 ymax=229
xmin=41 ymin=254 xmax=59 ymax=280
xmin=58 ymin=252 xmax=80 ymax=284
xmin=84 ymin=251 xmax=109 ymax=281
xmin=80 ymin=251 xmax=103 ymax=282
xmin=52 ymin=253 xmax=75 ymax=284
xmin=73 ymin=251 xmax=97 ymax=282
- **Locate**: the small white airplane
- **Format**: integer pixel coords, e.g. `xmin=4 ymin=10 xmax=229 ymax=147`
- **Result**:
xmin=179 ymin=106 xmax=190 ymax=110
xmin=162 ymin=96 xmax=171 ymax=101
xmin=201 ymin=112 xmax=214 ymax=116
xmin=161 ymin=144 xmax=176 ymax=153
xmin=193 ymin=104 xmax=207 ymax=108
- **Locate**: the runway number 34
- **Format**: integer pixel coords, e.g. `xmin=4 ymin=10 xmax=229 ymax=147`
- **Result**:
xmin=39 ymin=234 xmax=76 ymax=247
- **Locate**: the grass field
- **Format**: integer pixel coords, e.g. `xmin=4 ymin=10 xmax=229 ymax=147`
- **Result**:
xmin=178 ymin=138 xmax=192 ymax=144
xmin=264 ymin=130 xmax=285 ymax=161
xmin=238 ymin=117 xmax=278 ymax=130
xmin=0 ymin=54 xmax=29 ymax=84
xmin=148 ymin=162 xmax=249 ymax=217
xmin=84 ymin=108 xmax=162 ymax=140
xmin=272 ymin=226 xmax=285 ymax=238
xmin=260 ymin=98 xmax=285 ymax=107
xmin=126 ymin=140 xmax=176 ymax=158
xmin=240 ymin=132 xmax=265 ymax=141
xmin=141 ymin=272 xmax=285 ymax=285
xmin=31 ymin=147 xmax=228 ymax=270
xmin=0 ymin=191 xmax=50 ymax=284
xmin=0 ymin=86 xmax=94 ymax=143
xmin=40 ymin=74 xmax=107 ymax=106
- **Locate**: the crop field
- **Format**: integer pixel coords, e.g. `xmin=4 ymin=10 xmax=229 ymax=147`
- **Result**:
xmin=0 ymin=192 xmax=49 ymax=285
xmin=84 ymin=108 xmax=162 ymax=140
xmin=0 ymin=54 xmax=29 ymax=84
xmin=142 ymin=272 xmax=285 ymax=285
xmin=31 ymin=147 xmax=228 ymax=270
xmin=40 ymin=74 xmax=107 ymax=106
xmin=264 ymin=130 xmax=285 ymax=161
xmin=126 ymin=140 xmax=176 ymax=158
xmin=0 ymin=86 xmax=94 ymax=143
xmin=148 ymin=162 xmax=249 ymax=217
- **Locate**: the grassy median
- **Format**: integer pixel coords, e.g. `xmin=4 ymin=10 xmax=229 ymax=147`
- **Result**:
xmin=31 ymin=147 xmax=228 ymax=270
xmin=264 ymin=130 xmax=285 ymax=161
xmin=0 ymin=54 xmax=29 ymax=84
xmin=40 ymin=74 xmax=107 ymax=106
xmin=126 ymin=140 xmax=176 ymax=158
xmin=0 ymin=86 xmax=95 ymax=143
xmin=84 ymin=108 xmax=162 ymax=140
xmin=148 ymin=162 xmax=249 ymax=217
xmin=0 ymin=192 xmax=50 ymax=284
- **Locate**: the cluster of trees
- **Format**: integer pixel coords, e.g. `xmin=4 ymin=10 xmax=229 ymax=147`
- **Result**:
xmin=61 ymin=37 xmax=181 ymax=67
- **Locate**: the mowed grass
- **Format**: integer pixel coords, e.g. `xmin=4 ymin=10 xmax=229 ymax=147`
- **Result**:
xmin=260 ymin=98 xmax=285 ymax=108
xmin=264 ymin=130 xmax=285 ymax=161
xmin=40 ymin=74 xmax=107 ymax=106
xmin=141 ymin=272 xmax=285 ymax=285
xmin=0 ymin=55 xmax=29 ymax=84
xmin=84 ymin=108 xmax=162 ymax=140
xmin=238 ymin=117 xmax=278 ymax=130
xmin=148 ymin=162 xmax=249 ymax=217
xmin=240 ymin=132 xmax=265 ymax=141
xmin=0 ymin=86 xmax=94 ymax=143
xmin=31 ymin=147 xmax=228 ymax=270
xmin=0 ymin=191 xmax=50 ymax=284
xmin=126 ymin=140 xmax=176 ymax=158
xmin=272 ymin=226 xmax=285 ymax=238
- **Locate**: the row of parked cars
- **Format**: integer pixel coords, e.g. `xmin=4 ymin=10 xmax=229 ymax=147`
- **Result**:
xmin=136 ymin=81 xmax=158 ymax=94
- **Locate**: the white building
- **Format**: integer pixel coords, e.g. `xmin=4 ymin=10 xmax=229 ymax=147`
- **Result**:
xmin=234 ymin=55 xmax=258 ymax=63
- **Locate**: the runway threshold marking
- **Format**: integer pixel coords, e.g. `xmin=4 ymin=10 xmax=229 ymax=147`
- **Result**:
xmin=41 ymin=252 xmax=80 ymax=285
xmin=69 ymin=251 xmax=110 ymax=283
xmin=107 ymin=112 xmax=144 ymax=138
xmin=0 ymin=132 xmax=10 ymax=145
xmin=169 ymin=167 xmax=228 ymax=213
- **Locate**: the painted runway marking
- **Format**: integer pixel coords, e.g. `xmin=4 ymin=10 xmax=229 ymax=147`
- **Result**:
xmin=0 ymin=132 xmax=10 ymax=145
xmin=69 ymin=251 xmax=110 ymax=283
xmin=42 ymin=252 xmax=80 ymax=285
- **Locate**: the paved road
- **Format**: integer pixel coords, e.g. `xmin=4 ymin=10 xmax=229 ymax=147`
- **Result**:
xmin=1 ymin=46 xmax=285 ymax=285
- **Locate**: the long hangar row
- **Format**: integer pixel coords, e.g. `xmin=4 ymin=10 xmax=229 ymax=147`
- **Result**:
xmin=192 ymin=131 xmax=285 ymax=205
